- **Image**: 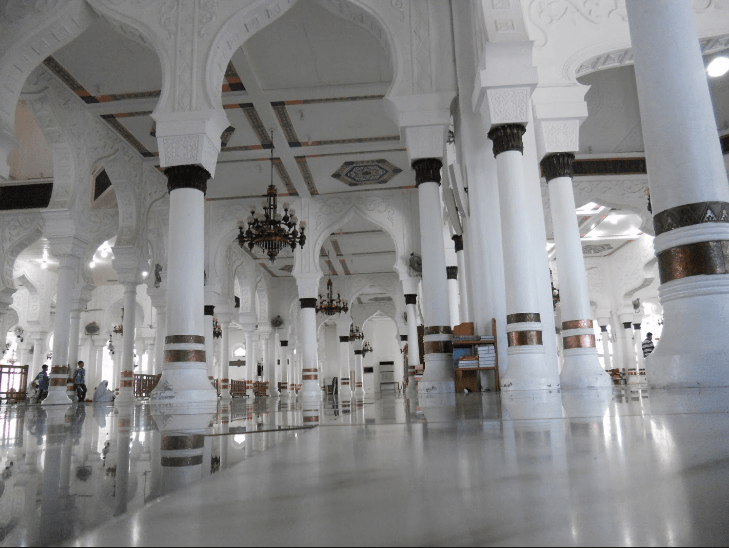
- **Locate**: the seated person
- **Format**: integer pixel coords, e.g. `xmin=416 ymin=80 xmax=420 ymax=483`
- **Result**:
xmin=93 ymin=380 xmax=115 ymax=402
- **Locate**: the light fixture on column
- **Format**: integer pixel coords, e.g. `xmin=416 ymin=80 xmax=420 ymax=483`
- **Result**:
xmin=707 ymin=56 xmax=729 ymax=77
xmin=349 ymin=324 xmax=364 ymax=341
xmin=316 ymin=255 xmax=348 ymax=316
xmin=113 ymin=308 xmax=124 ymax=336
xmin=212 ymin=317 xmax=222 ymax=339
xmin=237 ymin=131 xmax=306 ymax=263
xmin=362 ymin=340 xmax=373 ymax=355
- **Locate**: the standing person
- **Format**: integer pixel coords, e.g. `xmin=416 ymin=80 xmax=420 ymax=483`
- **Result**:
xmin=642 ymin=332 xmax=655 ymax=358
xmin=33 ymin=365 xmax=49 ymax=403
xmin=74 ymin=361 xmax=87 ymax=402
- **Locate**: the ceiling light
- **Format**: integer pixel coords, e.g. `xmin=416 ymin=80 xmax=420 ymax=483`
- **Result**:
xmin=89 ymin=261 xmax=96 ymax=269
xmin=708 ymin=56 xmax=729 ymax=77
xmin=142 ymin=271 xmax=148 ymax=278
xmin=40 ymin=261 xmax=47 ymax=270
xmin=101 ymin=250 xmax=108 ymax=258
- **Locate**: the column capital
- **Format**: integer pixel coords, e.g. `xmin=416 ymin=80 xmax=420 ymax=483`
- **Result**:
xmin=153 ymin=108 xmax=230 ymax=176
xmin=295 ymin=273 xmax=322 ymax=300
xmin=404 ymin=294 xmax=417 ymax=305
xmin=204 ymin=305 xmax=215 ymax=316
xmin=541 ymin=152 xmax=575 ymax=182
xmin=446 ymin=266 xmax=458 ymax=280
xmin=412 ymin=158 xmax=443 ymax=187
xmin=112 ymin=246 xmax=144 ymax=285
xmin=531 ymin=84 xmax=588 ymax=157
xmin=452 ymin=234 xmax=463 ymax=252
xmin=164 ymin=165 xmax=211 ymax=195
xmin=400 ymin=276 xmax=420 ymax=295
xmin=487 ymin=124 xmax=526 ymax=157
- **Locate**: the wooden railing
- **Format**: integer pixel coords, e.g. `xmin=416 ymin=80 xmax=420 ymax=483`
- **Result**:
xmin=133 ymin=374 xmax=161 ymax=398
xmin=230 ymin=380 xmax=246 ymax=398
xmin=0 ymin=364 xmax=28 ymax=403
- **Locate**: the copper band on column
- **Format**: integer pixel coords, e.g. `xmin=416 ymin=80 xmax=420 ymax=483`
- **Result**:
xmin=164 ymin=349 xmax=206 ymax=363
xmin=424 ymin=326 xmax=453 ymax=335
xmin=303 ymin=416 xmax=318 ymax=423
xmin=563 ymin=334 xmax=597 ymax=349
xmin=507 ymin=331 xmax=543 ymax=347
xmin=221 ymin=378 xmax=229 ymax=383
xmin=507 ymin=313 xmax=541 ymax=324
xmin=118 ymin=418 xmax=131 ymax=429
xmin=303 ymin=375 xmax=316 ymax=380
xmin=424 ymin=341 xmax=454 ymax=354
xmin=51 ymin=366 xmax=67 ymax=375
xmin=657 ymin=240 xmax=729 ymax=283
xmin=341 ymin=379 xmax=349 ymax=385
xmin=166 ymin=335 xmax=205 ymax=345
xmin=120 ymin=380 xmax=133 ymax=388
xmin=562 ymin=319 xmax=593 ymax=330
xmin=161 ymin=455 xmax=204 ymax=467
xmin=161 ymin=434 xmax=205 ymax=450
xmin=50 ymin=378 xmax=67 ymax=387
xmin=120 ymin=370 xmax=133 ymax=378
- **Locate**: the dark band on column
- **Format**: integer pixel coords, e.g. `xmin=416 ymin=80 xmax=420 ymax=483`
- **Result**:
xmin=412 ymin=158 xmax=443 ymax=187
xmin=161 ymin=455 xmax=204 ymax=467
xmin=424 ymin=326 xmax=452 ymax=335
xmin=300 ymin=298 xmax=317 ymax=309
xmin=541 ymin=152 xmax=575 ymax=182
xmin=424 ymin=341 xmax=454 ymax=354
xmin=653 ymin=201 xmax=729 ymax=236
xmin=446 ymin=266 xmax=458 ymax=280
xmin=166 ymin=335 xmax=205 ymax=344
xmin=354 ymin=349 xmax=363 ymax=355
xmin=280 ymin=340 xmax=288 ymax=347
xmin=161 ymin=434 xmax=205 ymax=450
xmin=404 ymin=294 xmax=417 ymax=305
xmin=562 ymin=319 xmax=593 ymax=330
xmin=165 ymin=165 xmax=211 ymax=195
xmin=452 ymin=234 xmax=464 ymax=252
xmin=204 ymin=305 xmax=215 ymax=316
xmin=633 ymin=324 xmax=641 ymax=330
xmin=623 ymin=322 xmax=632 ymax=329
xmin=507 ymin=313 xmax=541 ymax=324
xmin=339 ymin=336 xmax=349 ymax=343
xmin=657 ymin=240 xmax=729 ymax=283
xmin=400 ymin=335 xmax=408 ymax=342
xmin=487 ymin=124 xmax=526 ymax=157
xmin=165 ymin=349 xmax=206 ymax=363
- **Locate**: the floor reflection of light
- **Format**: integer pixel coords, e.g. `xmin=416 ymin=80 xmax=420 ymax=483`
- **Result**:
xmin=138 ymin=431 xmax=146 ymax=444
xmin=233 ymin=434 xmax=246 ymax=447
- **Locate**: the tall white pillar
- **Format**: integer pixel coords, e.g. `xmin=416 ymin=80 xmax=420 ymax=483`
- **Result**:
xmin=269 ymin=332 xmax=279 ymax=398
xmin=286 ymin=344 xmax=295 ymax=398
xmin=296 ymin=276 xmax=321 ymax=425
xmin=151 ymin=166 xmax=216 ymax=404
xmin=148 ymin=281 xmax=166 ymax=377
xmin=67 ymin=308 xmax=81 ymax=375
xmin=30 ymin=331 xmax=47 ymax=380
xmin=597 ymin=320 xmax=612 ymax=371
xmin=412 ymin=159 xmax=454 ymax=394
xmin=403 ymin=284 xmax=420 ymax=398
xmin=354 ymin=340 xmax=365 ymax=398
xmin=543 ymin=154 xmax=611 ymax=389
xmin=219 ymin=313 xmax=232 ymax=400
xmin=336 ymin=317 xmax=352 ymax=399
xmin=279 ymin=339 xmax=289 ymax=397
xmin=260 ymin=331 xmax=270 ymax=397
xmin=630 ymin=316 xmax=646 ymax=385
xmin=243 ymin=327 xmax=254 ymax=396
xmin=627 ymin=0 xmax=729 ymax=387
xmin=117 ymin=281 xmax=140 ymax=403
xmin=618 ymin=312 xmax=636 ymax=374
xmin=44 ymin=253 xmax=79 ymax=405
xmin=204 ymin=305 xmax=215 ymax=387
xmin=446 ymin=266 xmax=460 ymax=328
xmin=452 ymin=235 xmax=471 ymax=323
xmin=487 ymin=125 xmax=559 ymax=391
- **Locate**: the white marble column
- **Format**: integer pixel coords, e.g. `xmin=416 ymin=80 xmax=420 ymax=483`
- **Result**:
xmin=354 ymin=339 xmax=365 ymax=399
xmin=151 ymin=166 xmax=216 ymax=404
xmin=148 ymin=281 xmax=166 ymax=377
xmin=336 ymin=317 xmax=352 ymax=399
xmin=117 ymin=282 xmax=140 ymax=403
xmin=630 ymin=315 xmax=646 ymax=385
xmin=44 ymin=253 xmax=80 ymax=405
xmin=487 ymin=125 xmax=559 ymax=391
xmin=627 ymin=0 xmax=729 ymax=387
xmin=412 ymin=159 xmax=455 ymax=394
xmin=403 ymin=285 xmax=420 ymax=398
xmin=30 ymin=331 xmax=47 ymax=379
xmin=218 ymin=313 xmax=232 ymax=400
xmin=242 ymin=327 xmax=254 ymax=396
xmin=204 ymin=305 xmax=215 ymax=387
xmin=259 ymin=331 xmax=270 ymax=397
xmin=618 ymin=313 xmax=636 ymax=375
xmin=446 ymin=266 xmax=460 ymax=328
xmin=279 ymin=339 xmax=289 ymax=397
xmin=286 ymin=344 xmax=295 ymax=398
xmin=296 ymin=276 xmax=321 ymax=424
xmin=67 ymin=307 xmax=81 ymax=375
xmin=269 ymin=332 xmax=279 ymax=399
xmin=543 ymin=154 xmax=611 ymax=389
xmin=598 ymin=325 xmax=612 ymax=371
xmin=452 ymin=235 xmax=471 ymax=323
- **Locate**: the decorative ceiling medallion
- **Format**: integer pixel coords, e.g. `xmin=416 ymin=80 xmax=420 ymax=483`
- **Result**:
xmin=331 ymin=159 xmax=402 ymax=187
xmin=582 ymin=244 xmax=613 ymax=255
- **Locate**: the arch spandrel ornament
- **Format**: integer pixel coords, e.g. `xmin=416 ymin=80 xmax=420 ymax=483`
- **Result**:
xmin=0 ymin=212 xmax=44 ymax=310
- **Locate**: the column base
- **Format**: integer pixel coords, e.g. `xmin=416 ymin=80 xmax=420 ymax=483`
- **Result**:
xmin=116 ymin=388 xmax=136 ymax=404
xmin=648 ymin=277 xmax=729 ymax=388
xmin=42 ymin=389 xmax=72 ymax=405
xmin=501 ymin=347 xmax=560 ymax=391
xmin=419 ymin=353 xmax=455 ymax=394
xmin=150 ymin=368 xmax=218 ymax=405
xmin=405 ymin=374 xmax=417 ymax=398
xmin=340 ymin=382 xmax=352 ymax=400
xmin=560 ymin=348 xmax=612 ymax=389
xmin=354 ymin=384 xmax=365 ymax=398
xmin=627 ymin=373 xmax=647 ymax=385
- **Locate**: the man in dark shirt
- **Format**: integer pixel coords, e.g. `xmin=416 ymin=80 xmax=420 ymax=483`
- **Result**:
xmin=34 ymin=365 xmax=49 ymax=402
xmin=642 ymin=332 xmax=655 ymax=358
xmin=74 ymin=361 xmax=87 ymax=402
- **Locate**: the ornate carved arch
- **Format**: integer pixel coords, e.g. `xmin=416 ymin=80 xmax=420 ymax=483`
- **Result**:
xmin=0 ymin=213 xmax=44 ymax=309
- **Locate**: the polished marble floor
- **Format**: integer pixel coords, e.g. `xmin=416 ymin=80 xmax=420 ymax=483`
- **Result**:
xmin=0 ymin=388 xmax=727 ymax=546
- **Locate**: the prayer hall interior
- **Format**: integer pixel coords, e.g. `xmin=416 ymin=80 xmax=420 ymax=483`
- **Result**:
xmin=0 ymin=0 xmax=728 ymax=545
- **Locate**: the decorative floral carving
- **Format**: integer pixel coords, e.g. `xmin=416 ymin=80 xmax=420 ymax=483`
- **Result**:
xmin=527 ymin=0 xmax=625 ymax=48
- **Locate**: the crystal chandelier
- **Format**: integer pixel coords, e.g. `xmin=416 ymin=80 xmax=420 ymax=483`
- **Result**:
xmin=349 ymin=324 xmax=364 ymax=341
xmin=237 ymin=132 xmax=306 ymax=263
xmin=316 ymin=256 xmax=348 ymax=316
xmin=362 ymin=340 xmax=373 ymax=355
